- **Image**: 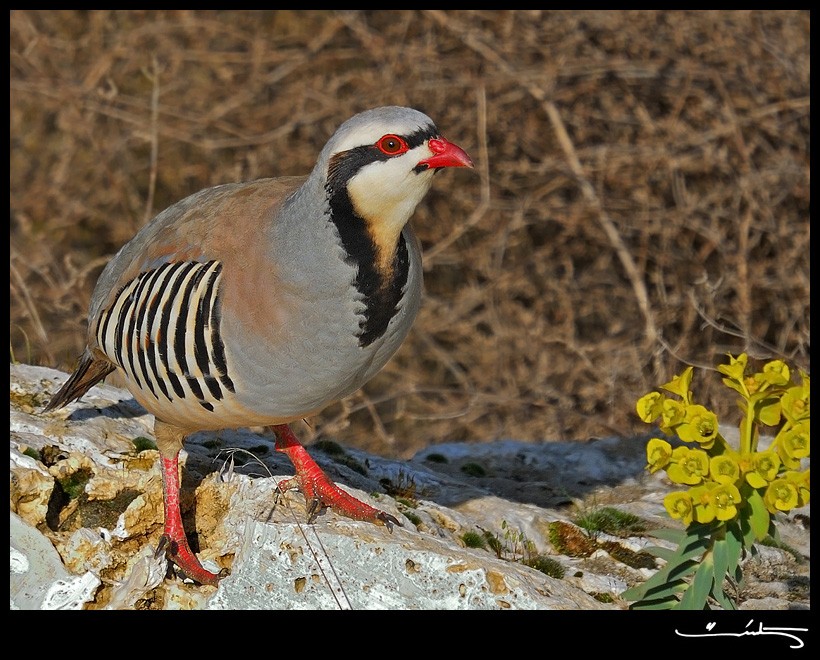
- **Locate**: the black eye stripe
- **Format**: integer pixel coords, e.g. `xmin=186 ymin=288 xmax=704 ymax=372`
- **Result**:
xmin=403 ymin=126 xmax=439 ymax=149
xmin=371 ymin=126 xmax=438 ymax=160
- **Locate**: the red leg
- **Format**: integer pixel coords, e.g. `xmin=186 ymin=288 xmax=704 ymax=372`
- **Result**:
xmin=272 ymin=424 xmax=401 ymax=531
xmin=158 ymin=453 xmax=226 ymax=585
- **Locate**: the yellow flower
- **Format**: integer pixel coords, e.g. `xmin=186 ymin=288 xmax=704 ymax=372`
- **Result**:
xmin=636 ymin=392 xmax=664 ymax=424
xmin=710 ymin=483 xmax=742 ymax=521
xmin=761 ymin=360 xmax=790 ymax=387
xmin=717 ymin=353 xmax=747 ymax=382
xmin=646 ymin=438 xmax=673 ymax=473
xmin=660 ymin=367 xmax=693 ymax=400
xmin=744 ymin=375 xmax=762 ymax=396
xmin=718 ymin=353 xmax=749 ymax=397
xmin=690 ymin=482 xmax=741 ymax=523
xmin=784 ymin=470 xmax=810 ymax=508
xmin=764 ymin=479 xmax=799 ymax=514
xmin=776 ymin=421 xmax=810 ymax=470
xmin=780 ymin=379 xmax=810 ymax=424
xmin=709 ymin=454 xmax=740 ymax=485
xmin=690 ymin=484 xmax=716 ymax=524
xmin=664 ymin=491 xmax=694 ymax=526
xmin=676 ymin=404 xmax=718 ymax=448
xmin=744 ymin=451 xmax=781 ymax=489
xmin=660 ymin=398 xmax=685 ymax=430
xmin=667 ymin=446 xmax=709 ymax=485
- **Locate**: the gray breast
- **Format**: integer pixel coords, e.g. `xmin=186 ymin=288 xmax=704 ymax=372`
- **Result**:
xmin=222 ymin=224 xmax=423 ymax=418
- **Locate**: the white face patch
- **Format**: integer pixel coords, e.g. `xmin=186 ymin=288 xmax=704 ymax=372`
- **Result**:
xmin=346 ymin=147 xmax=436 ymax=235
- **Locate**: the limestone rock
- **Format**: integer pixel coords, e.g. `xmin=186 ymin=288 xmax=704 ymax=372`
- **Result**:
xmin=9 ymin=363 xmax=810 ymax=610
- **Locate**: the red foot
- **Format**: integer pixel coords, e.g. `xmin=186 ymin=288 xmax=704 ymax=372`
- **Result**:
xmin=271 ymin=424 xmax=401 ymax=531
xmin=159 ymin=454 xmax=228 ymax=586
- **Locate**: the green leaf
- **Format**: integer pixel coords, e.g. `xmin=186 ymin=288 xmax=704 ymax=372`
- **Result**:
xmin=665 ymin=557 xmax=701 ymax=584
xmin=678 ymin=532 xmax=712 ymax=562
xmin=746 ymin=489 xmax=771 ymax=541
xmin=619 ymin=584 xmax=643 ymax=601
xmin=712 ymin=538 xmax=729 ymax=584
xmin=629 ymin=596 xmax=680 ymax=610
xmin=711 ymin=581 xmax=737 ymax=610
xmin=643 ymin=576 xmax=692 ymax=597
xmin=643 ymin=526 xmax=709 ymax=563
xmin=725 ymin=521 xmax=743 ymax=573
xmin=757 ymin=397 xmax=782 ymax=426
xmin=624 ymin=576 xmax=690 ymax=604
xmin=721 ymin=378 xmax=747 ymax=397
xmin=734 ymin=563 xmax=744 ymax=585
xmin=622 ymin=560 xmax=697 ymax=601
xmin=739 ymin=511 xmax=757 ymax=549
xmin=643 ymin=545 xmax=679 ymax=562
xmin=620 ymin=569 xmax=669 ymax=601
xmin=678 ymin=553 xmax=714 ymax=610
xmin=645 ymin=528 xmax=687 ymax=544
xmin=710 ymin=538 xmax=737 ymax=610
xmin=626 ymin=529 xmax=709 ymax=604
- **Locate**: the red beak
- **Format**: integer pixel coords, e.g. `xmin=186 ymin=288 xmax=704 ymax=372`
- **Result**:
xmin=419 ymin=137 xmax=474 ymax=170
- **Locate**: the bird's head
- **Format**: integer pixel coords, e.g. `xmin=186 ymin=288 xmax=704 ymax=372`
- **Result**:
xmin=318 ymin=106 xmax=473 ymax=265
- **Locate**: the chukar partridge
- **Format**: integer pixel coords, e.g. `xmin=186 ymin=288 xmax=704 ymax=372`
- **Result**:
xmin=44 ymin=106 xmax=473 ymax=586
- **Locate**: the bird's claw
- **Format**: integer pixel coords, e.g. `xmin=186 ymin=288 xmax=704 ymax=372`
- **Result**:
xmin=306 ymin=497 xmax=325 ymax=523
xmin=271 ymin=429 xmax=402 ymax=531
xmin=277 ymin=480 xmax=402 ymax=531
xmin=376 ymin=511 xmax=402 ymax=533
xmin=154 ymin=534 xmax=173 ymax=559
xmin=155 ymin=533 xmax=226 ymax=586
xmin=174 ymin=564 xmax=231 ymax=584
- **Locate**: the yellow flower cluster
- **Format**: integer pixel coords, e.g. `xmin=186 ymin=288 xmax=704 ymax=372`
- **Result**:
xmin=637 ymin=355 xmax=810 ymax=526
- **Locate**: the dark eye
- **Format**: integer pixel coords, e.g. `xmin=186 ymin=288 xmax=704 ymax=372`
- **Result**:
xmin=376 ymin=134 xmax=408 ymax=155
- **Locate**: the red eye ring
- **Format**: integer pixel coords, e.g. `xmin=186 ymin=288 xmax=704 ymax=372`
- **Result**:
xmin=376 ymin=134 xmax=408 ymax=156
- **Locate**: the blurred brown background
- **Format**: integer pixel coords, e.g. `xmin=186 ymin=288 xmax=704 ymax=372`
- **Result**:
xmin=10 ymin=11 xmax=810 ymax=458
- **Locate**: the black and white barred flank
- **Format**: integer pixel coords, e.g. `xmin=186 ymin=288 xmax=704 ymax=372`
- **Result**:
xmin=95 ymin=260 xmax=235 ymax=411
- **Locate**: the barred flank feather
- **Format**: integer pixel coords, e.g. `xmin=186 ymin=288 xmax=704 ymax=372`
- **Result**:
xmin=93 ymin=260 xmax=234 ymax=413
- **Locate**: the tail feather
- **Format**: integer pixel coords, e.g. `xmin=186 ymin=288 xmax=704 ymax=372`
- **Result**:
xmin=43 ymin=348 xmax=117 ymax=412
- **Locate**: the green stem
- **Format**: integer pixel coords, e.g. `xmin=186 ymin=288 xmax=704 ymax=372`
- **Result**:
xmin=739 ymin=401 xmax=755 ymax=456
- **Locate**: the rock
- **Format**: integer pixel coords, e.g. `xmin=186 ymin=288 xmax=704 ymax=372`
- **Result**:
xmin=9 ymin=363 xmax=810 ymax=610
xmin=10 ymin=511 xmax=100 ymax=609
